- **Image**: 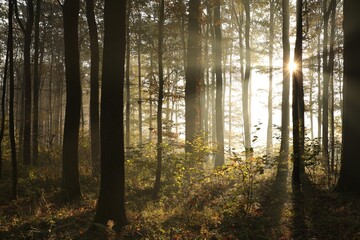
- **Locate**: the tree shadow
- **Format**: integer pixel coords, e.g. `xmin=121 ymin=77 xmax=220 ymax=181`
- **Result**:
xmin=217 ymin=155 xmax=290 ymax=239
xmin=292 ymin=174 xmax=360 ymax=240
xmin=291 ymin=182 xmax=307 ymax=239
xmin=261 ymin=155 xmax=290 ymax=239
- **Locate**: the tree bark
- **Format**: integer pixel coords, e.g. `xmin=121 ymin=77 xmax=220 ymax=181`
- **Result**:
xmin=280 ymin=0 xmax=290 ymax=157
xmin=153 ymin=0 xmax=165 ymax=199
xmin=61 ymin=0 xmax=82 ymax=201
xmin=292 ymin=0 xmax=304 ymax=186
xmin=8 ymin=0 xmax=18 ymax=199
xmin=32 ymin=0 xmax=41 ymax=166
xmin=86 ymin=0 xmax=100 ymax=175
xmin=125 ymin=0 xmax=131 ymax=148
xmin=335 ymin=0 xmax=360 ymax=193
xmin=15 ymin=0 xmax=34 ymax=166
xmin=243 ymin=0 xmax=251 ymax=158
xmin=214 ymin=0 xmax=224 ymax=167
xmin=267 ymin=0 xmax=275 ymax=157
xmin=185 ymin=0 xmax=203 ymax=154
xmin=94 ymin=0 xmax=128 ymax=227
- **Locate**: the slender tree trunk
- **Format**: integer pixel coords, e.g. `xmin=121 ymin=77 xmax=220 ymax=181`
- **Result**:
xmin=137 ymin=15 xmax=143 ymax=146
xmin=125 ymin=0 xmax=131 ymax=148
xmin=149 ymin=54 xmax=154 ymax=142
xmin=317 ymin=17 xmax=322 ymax=140
xmin=15 ymin=0 xmax=34 ymax=166
xmin=214 ymin=0 xmax=224 ymax=167
xmin=61 ymin=0 xmax=82 ymax=201
xmin=32 ymin=0 xmax=41 ymax=166
xmin=322 ymin=0 xmax=331 ymax=172
xmin=8 ymin=0 xmax=17 ymax=199
xmin=292 ymin=0 xmax=304 ymax=186
xmin=309 ymin=65 xmax=314 ymax=140
xmin=267 ymin=0 xmax=274 ymax=157
xmin=86 ymin=0 xmax=100 ymax=175
xmin=0 ymin=46 xmax=9 ymax=179
xmin=228 ymin=30 xmax=233 ymax=153
xmin=243 ymin=0 xmax=251 ymax=158
xmin=328 ymin=0 xmax=336 ymax=173
xmin=153 ymin=0 xmax=165 ymax=199
xmin=280 ymin=0 xmax=290 ymax=157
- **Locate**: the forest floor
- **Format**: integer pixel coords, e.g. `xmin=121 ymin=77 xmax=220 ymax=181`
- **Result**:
xmin=1 ymin=158 xmax=360 ymax=240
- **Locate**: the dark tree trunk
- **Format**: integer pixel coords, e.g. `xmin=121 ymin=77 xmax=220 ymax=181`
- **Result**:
xmin=292 ymin=0 xmax=304 ymax=186
xmin=32 ymin=0 xmax=41 ymax=166
xmin=280 ymin=0 xmax=290 ymax=157
xmin=93 ymin=0 xmax=128 ymax=227
xmin=185 ymin=0 xmax=203 ymax=154
xmin=336 ymin=0 xmax=360 ymax=193
xmin=61 ymin=0 xmax=82 ymax=201
xmin=214 ymin=0 xmax=224 ymax=167
xmin=15 ymin=0 xmax=34 ymax=166
xmin=86 ymin=0 xmax=100 ymax=175
xmin=322 ymin=0 xmax=331 ymax=172
xmin=0 ymin=40 xmax=9 ymax=180
xmin=8 ymin=0 xmax=17 ymax=199
xmin=153 ymin=0 xmax=165 ymax=199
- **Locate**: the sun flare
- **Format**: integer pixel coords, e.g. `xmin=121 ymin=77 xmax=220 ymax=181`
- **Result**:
xmin=289 ymin=60 xmax=297 ymax=73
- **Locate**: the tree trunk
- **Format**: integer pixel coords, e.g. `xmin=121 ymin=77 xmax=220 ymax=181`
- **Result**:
xmin=86 ymin=0 xmax=100 ymax=175
xmin=267 ymin=0 xmax=274 ymax=157
xmin=328 ymin=0 xmax=336 ymax=173
xmin=8 ymin=0 xmax=17 ymax=199
xmin=125 ymin=0 xmax=131 ymax=148
xmin=336 ymin=0 xmax=360 ymax=193
xmin=0 ymin=41 xmax=9 ymax=179
xmin=153 ymin=0 xmax=165 ymax=199
xmin=214 ymin=0 xmax=224 ymax=167
xmin=32 ymin=0 xmax=41 ymax=166
xmin=292 ymin=0 xmax=304 ymax=186
xmin=94 ymin=0 xmax=128 ymax=227
xmin=137 ymin=13 xmax=143 ymax=146
xmin=243 ymin=0 xmax=251 ymax=158
xmin=185 ymin=0 xmax=203 ymax=154
xmin=280 ymin=0 xmax=290 ymax=157
xmin=15 ymin=0 xmax=34 ymax=166
xmin=322 ymin=0 xmax=331 ymax=173
xmin=61 ymin=0 xmax=82 ymax=201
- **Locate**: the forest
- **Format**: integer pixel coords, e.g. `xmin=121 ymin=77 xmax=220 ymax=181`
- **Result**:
xmin=1 ymin=0 xmax=360 ymax=239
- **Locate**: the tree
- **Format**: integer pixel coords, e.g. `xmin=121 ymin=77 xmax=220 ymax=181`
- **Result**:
xmin=335 ymin=0 xmax=360 ymax=193
xmin=322 ymin=0 xmax=336 ymax=172
xmin=93 ymin=0 xmax=128 ymax=228
xmin=125 ymin=0 xmax=131 ymax=148
xmin=0 ymin=32 xmax=9 ymax=180
xmin=8 ymin=0 xmax=17 ymax=199
xmin=242 ymin=0 xmax=252 ymax=158
xmin=280 ymin=0 xmax=290 ymax=157
xmin=292 ymin=0 xmax=304 ymax=186
xmin=153 ymin=0 xmax=165 ymax=199
xmin=214 ymin=0 xmax=224 ymax=167
xmin=85 ymin=0 xmax=100 ymax=175
xmin=266 ymin=0 xmax=275 ymax=157
xmin=185 ymin=0 xmax=203 ymax=154
xmin=61 ymin=0 xmax=82 ymax=201
xmin=14 ymin=0 xmax=34 ymax=166
xmin=32 ymin=0 xmax=41 ymax=166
